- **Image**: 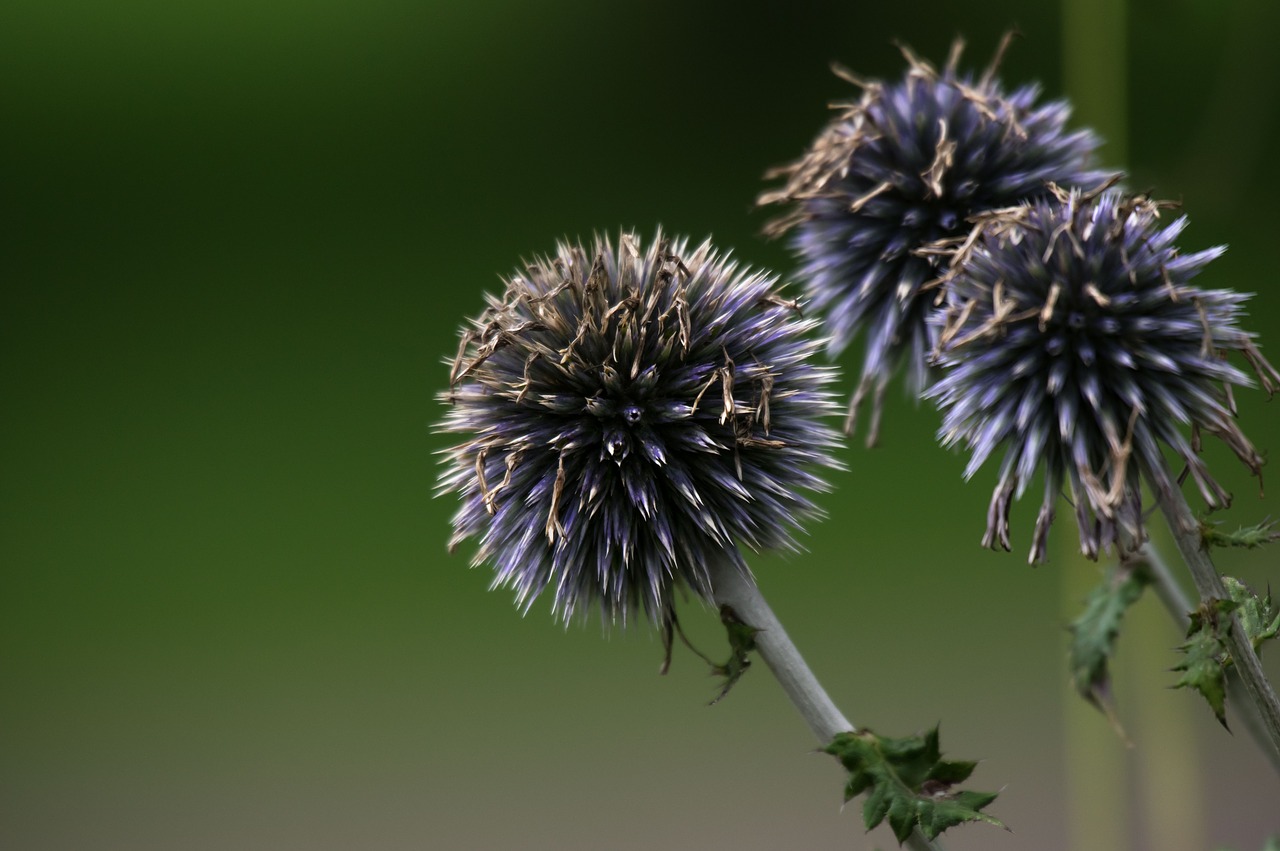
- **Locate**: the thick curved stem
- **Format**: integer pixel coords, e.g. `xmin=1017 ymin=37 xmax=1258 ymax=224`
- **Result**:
xmin=706 ymin=558 xmax=945 ymax=851
xmin=706 ymin=558 xmax=850 ymax=740
xmin=1155 ymin=487 xmax=1280 ymax=766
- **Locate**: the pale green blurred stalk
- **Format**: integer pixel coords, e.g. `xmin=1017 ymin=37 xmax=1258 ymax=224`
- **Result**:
xmin=1063 ymin=0 xmax=1126 ymax=170
xmin=1125 ymin=541 xmax=1206 ymax=851
xmin=1061 ymin=3 xmax=1201 ymax=850
xmin=1061 ymin=3 xmax=1133 ymax=848
xmin=1060 ymin=558 xmax=1130 ymax=851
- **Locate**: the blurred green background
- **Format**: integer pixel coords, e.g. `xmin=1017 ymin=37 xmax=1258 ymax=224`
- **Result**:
xmin=4 ymin=1 xmax=1279 ymax=849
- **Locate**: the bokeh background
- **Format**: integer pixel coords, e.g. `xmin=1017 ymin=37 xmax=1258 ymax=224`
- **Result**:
xmin=4 ymin=1 xmax=1279 ymax=849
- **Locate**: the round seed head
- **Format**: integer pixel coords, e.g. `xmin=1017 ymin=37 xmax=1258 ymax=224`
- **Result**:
xmin=929 ymin=188 xmax=1279 ymax=563
xmin=438 ymin=230 xmax=843 ymax=624
xmin=760 ymin=35 xmax=1108 ymax=442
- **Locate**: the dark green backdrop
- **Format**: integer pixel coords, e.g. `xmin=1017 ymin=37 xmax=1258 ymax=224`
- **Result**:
xmin=4 ymin=1 xmax=1279 ymax=849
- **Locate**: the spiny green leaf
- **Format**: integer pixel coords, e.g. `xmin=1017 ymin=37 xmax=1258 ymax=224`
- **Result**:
xmin=708 ymin=605 xmax=757 ymax=704
xmin=1173 ymin=628 xmax=1229 ymax=726
xmin=1067 ymin=562 xmax=1149 ymax=724
xmin=918 ymin=790 xmax=1004 ymax=840
xmin=1173 ymin=580 xmax=1279 ymax=725
xmin=825 ymin=727 xmax=1006 ymax=844
xmin=1222 ymin=576 xmax=1280 ymax=653
xmin=927 ymin=758 xmax=977 ymax=785
xmin=1200 ymin=517 xmax=1280 ymax=550
xmin=1173 ymin=597 xmax=1238 ymax=728
xmin=1200 ymin=518 xmax=1280 ymax=550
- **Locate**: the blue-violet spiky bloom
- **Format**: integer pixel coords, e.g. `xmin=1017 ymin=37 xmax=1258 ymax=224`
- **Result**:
xmin=759 ymin=35 xmax=1109 ymax=443
xmin=438 ymin=230 xmax=842 ymax=623
xmin=928 ymin=187 xmax=1279 ymax=563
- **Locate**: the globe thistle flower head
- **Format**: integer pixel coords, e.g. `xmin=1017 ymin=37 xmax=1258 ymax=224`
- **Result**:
xmin=438 ymin=230 xmax=843 ymax=624
xmin=759 ymin=34 xmax=1109 ymax=444
xmin=928 ymin=186 xmax=1280 ymax=563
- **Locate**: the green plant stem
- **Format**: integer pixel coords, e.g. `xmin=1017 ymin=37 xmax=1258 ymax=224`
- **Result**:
xmin=706 ymin=558 xmax=944 ymax=851
xmin=1135 ymin=542 xmax=1280 ymax=778
xmin=1155 ymin=486 xmax=1280 ymax=766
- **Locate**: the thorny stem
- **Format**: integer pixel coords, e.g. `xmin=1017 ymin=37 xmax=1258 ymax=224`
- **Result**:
xmin=1135 ymin=542 xmax=1280 ymax=778
xmin=706 ymin=558 xmax=946 ymax=851
xmin=1155 ymin=486 xmax=1280 ymax=767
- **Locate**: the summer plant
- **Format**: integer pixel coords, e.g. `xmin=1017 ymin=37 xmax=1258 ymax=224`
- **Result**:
xmin=438 ymin=35 xmax=1280 ymax=848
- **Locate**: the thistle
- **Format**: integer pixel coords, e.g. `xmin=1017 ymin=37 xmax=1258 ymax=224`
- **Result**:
xmin=759 ymin=34 xmax=1107 ymax=442
xmin=928 ymin=186 xmax=1279 ymax=563
xmin=438 ymin=230 xmax=842 ymax=624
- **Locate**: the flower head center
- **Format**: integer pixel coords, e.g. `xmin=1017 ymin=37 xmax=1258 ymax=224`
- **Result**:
xmin=585 ymin=394 xmax=653 ymax=464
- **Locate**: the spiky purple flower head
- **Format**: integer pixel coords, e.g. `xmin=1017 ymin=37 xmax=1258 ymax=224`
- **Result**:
xmin=928 ymin=186 xmax=1279 ymax=563
xmin=760 ymin=35 xmax=1109 ymax=443
xmin=438 ymin=230 xmax=842 ymax=624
